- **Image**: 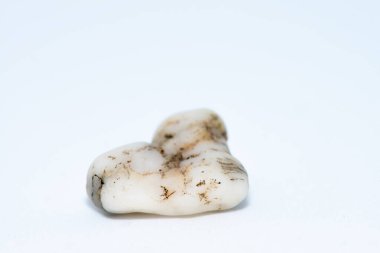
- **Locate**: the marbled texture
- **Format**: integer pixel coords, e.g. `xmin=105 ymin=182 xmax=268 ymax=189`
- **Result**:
xmin=86 ymin=109 xmax=249 ymax=215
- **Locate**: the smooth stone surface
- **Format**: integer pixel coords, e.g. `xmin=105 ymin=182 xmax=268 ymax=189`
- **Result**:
xmin=86 ymin=109 xmax=249 ymax=215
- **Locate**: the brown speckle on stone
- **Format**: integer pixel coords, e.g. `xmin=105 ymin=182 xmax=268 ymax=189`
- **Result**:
xmin=196 ymin=180 xmax=206 ymax=187
xmin=198 ymin=192 xmax=211 ymax=205
xmin=164 ymin=133 xmax=174 ymax=139
xmin=217 ymin=157 xmax=247 ymax=176
xmin=164 ymin=153 xmax=183 ymax=169
xmin=230 ymin=178 xmax=245 ymax=181
xmin=160 ymin=186 xmax=175 ymax=200
xmin=185 ymin=154 xmax=200 ymax=160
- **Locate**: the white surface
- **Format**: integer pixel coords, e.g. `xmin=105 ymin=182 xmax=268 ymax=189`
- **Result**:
xmin=0 ymin=0 xmax=379 ymax=252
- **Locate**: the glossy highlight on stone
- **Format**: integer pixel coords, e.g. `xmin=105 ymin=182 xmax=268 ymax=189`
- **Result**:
xmin=86 ymin=109 xmax=249 ymax=215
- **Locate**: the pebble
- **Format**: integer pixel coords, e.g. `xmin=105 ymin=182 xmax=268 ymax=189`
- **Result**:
xmin=86 ymin=109 xmax=249 ymax=215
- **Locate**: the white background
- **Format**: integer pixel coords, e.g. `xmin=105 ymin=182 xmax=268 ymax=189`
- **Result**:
xmin=1 ymin=0 xmax=379 ymax=252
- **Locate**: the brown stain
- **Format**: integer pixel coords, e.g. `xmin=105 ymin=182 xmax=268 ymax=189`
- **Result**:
xmin=198 ymin=192 xmax=211 ymax=205
xmin=184 ymin=153 xmax=200 ymax=160
xmin=107 ymin=155 xmax=116 ymax=160
xmin=209 ymin=178 xmax=221 ymax=188
xmin=108 ymin=162 xmax=131 ymax=179
xmin=178 ymin=165 xmax=192 ymax=195
xmin=230 ymin=178 xmax=245 ymax=181
xmin=183 ymin=177 xmax=192 ymax=185
xmin=136 ymin=145 xmax=156 ymax=152
xmin=164 ymin=153 xmax=183 ymax=170
xmin=164 ymin=133 xmax=174 ymax=139
xmin=196 ymin=180 xmax=206 ymax=187
xmin=217 ymin=157 xmax=247 ymax=176
xmin=204 ymin=113 xmax=228 ymax=141
xmin=195 ymin=178 xmax=223 ymax=205
xmin=155 ymin=113 xmax=227 ymax=154
xmin=160 ymin=186 xmax=176 ymax=200
xmin=158 ymin=169 xmax=166 ymax=178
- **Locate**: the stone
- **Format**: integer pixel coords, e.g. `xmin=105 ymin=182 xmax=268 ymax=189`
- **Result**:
xmin=86 ymin=109 xmax=249 ymax=215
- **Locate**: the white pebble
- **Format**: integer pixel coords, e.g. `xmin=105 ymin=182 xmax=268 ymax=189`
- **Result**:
xmin=86 ymin=109 xmax=249 ymax=215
